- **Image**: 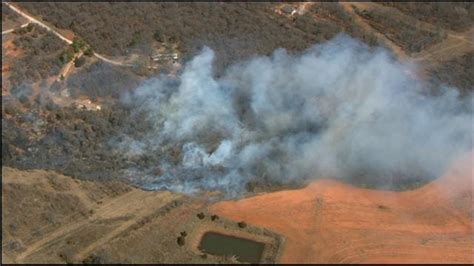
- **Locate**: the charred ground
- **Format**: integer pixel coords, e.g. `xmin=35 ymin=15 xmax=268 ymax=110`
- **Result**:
xmin=2 ymin=2 xmax=473 ymax=264
xmin=2 ymin=2 xmax=474 ymax=193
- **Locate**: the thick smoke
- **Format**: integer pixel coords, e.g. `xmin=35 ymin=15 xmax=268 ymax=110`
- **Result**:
xmin=115 ymin=35 xmax=473 ymax=197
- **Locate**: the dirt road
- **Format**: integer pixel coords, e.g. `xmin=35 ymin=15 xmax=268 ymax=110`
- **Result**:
xmin=2 ymin=167 xmax=184 ymax=263
xmin=339 ymin=2 xmax=409 ymax=60
xmin=4 ymin=2 xmax=134 ymax=68
xmin=2 ymin=23 xmax=29 ymax=35
xmin=341 ymin=2 xmax=474 ymax=65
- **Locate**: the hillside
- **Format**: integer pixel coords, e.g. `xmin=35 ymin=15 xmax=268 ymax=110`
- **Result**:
xmin=3 ymin=153 xmax=472 ymax=263
xmin=2 ymin=2 xmax=473 ymax=264
xmin=211 ymin=153 xmax=473 ymax=263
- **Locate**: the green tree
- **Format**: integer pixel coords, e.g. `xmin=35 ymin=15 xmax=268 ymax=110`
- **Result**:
xmin=83 ymin=46 xmax=94 ymax=57
xmin=26 ymin=23 xmax=34 ymax=32
xmin=74 ymin=56 xmax=86 ymax=68
xmin=71 ymin=37 xmax=86 ymax=53
xmin=59 ymin=48 xmax=75 ymax=65
xmin=153 ymin=30 xmax=166 ymax=43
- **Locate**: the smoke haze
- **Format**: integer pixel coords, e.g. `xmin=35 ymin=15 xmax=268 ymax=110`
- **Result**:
xmin=114 ymin=35 xmax=473 ymax=197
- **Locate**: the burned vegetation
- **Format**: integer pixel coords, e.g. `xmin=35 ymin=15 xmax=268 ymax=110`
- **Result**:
xmin=2 ymin=99 xmax=143 ymax=182
xmin=65 ymin=61 xmax=142 ymax=100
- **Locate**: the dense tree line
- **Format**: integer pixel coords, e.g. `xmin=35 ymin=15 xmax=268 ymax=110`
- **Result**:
xmin=9 ymin=25 xmax=66 ymax=88
xmin=429 ymin=52 xmax=474 ymax=95
xmin=381 ymin=2 xmax=474 ymax=32
xmin=307 ymin=3 xmax=379 ymax=46
xmin=17 ymin=2 xmax=382 ymax=74
xmin=2 ymin=3 xmax=21 ymax=23
xmin=355 ymin=7 xmax=445 ymax=54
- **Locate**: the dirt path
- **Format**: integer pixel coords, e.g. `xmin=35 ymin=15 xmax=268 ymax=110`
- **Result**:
xmin=364 ymin=2 xmax=474 ymax=45
xmin=14 ymin=189 xmax=137 ymax=262
xmin=412 ymin=27 xmax=473 ymax=64
xmin=4 ymin=2 xmax=135 ymax=68
xmin=339 ymin=2 xmax=409 ymax=61
xmin=413 ymin=39 xmax=471 ymax=62
xmin=4 ymin=2 xmax=72 ymax=44
xmin=346 ymin=2 xmax=474 ymax=64
xmin=2 ymin=23 xmax=29 ymax=35
xmin=15 ymin=188 xmax=182 ymax=263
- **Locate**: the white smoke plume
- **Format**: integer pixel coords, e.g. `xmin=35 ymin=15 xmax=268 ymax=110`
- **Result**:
xmin=116 ymin=34 xmax=473 ymax=197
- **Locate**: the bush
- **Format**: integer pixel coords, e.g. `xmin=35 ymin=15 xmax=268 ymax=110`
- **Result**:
xmin=19 ymin=95 xmax=29 ymax=105
xmin=60 ymin=48 xmax=75 ymax=64
xmin=8 ymin=25 xmax=64 ymax=87
xmin=355 ymin=8 xmax=445 ymax=53
xmin=26 ymin=23 xmax=34 ymax=32
xmin=237 ymin=221 xmax=247 ymax=228
xmin=82 ymin=254 xmax=106 ymax=264
xmin=83 ymin=46 xmax=94 ymax=56
xmin=153 ymin=30 xmax=166 ymax=43
xmin=74 ymin=56 xmax=86 ymax=67
xmin=14 ymin=2 xmax=332 ymax=72
xmin=380 ymin=2 xmax=474 ymax=32
xmin=71 ymin=37 xmax=86 ymax=53
xmin=197 ymin=212 xmax=205 ymax=219
xmin=177 ymin=235 xmax=185 ymax=246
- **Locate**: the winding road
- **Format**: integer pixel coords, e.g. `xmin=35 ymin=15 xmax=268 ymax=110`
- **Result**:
xmin=4 ymin=2 xmax=133 ymax=68
xmin=341 ymin=1 xmax=474 ymax=66
xmin=5 ymin=1 xmax=472 ymax=76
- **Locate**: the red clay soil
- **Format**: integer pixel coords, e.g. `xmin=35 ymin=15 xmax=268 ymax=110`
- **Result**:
xmin=211 ymin=152 xmax=473 ymax=263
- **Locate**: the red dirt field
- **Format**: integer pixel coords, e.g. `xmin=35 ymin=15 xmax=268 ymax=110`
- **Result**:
xmin=211 ymin=152 xmax=473 ymax=263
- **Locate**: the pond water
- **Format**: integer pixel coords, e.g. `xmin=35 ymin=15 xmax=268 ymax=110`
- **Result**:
xmin=198 ymin=231 xmax=265 ymax=263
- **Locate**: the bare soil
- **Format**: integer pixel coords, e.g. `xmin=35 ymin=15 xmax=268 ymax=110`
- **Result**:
xmin=211 ymin=152 xmax=473 ymax=263
xmin=2 ymin=167 xmax=283 ymax=264
xmin=2 ymin=2 xmax=473 ymax=264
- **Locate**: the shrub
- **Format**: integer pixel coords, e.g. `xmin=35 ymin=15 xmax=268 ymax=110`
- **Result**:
xmin=177 ymin=235 xmax=185 ymax=246
xmin=74 ymin=56 xmax=86 ymax=67
xmin=71 ymin=37 xmax=86 ymax=53
xmin=237 ymin=221 xmax=247 ymax=228
xmin=197 ymin=212 xmax=205 ymax=219
xmin=83 ymin=46 xmax=94 ymax=56
xmin=59 ymin=48 xmax=75 ymax=64
xmin=153 ymin=30 xmax=166 ymax=43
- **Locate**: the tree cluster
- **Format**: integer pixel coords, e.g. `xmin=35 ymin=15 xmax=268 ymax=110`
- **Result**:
xmin=381 ymin=2 xmax=474 ymax=32
xmin=9 ymin=24 xmax=65 ymax=88
xmin=355 ymin=7 xmax=446 ymax=54
xmin=16 ymin=2 xmax=383 ymax=75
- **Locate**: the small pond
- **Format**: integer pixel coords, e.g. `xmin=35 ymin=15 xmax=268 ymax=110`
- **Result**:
xmin=198 ymin=231 xmax=265 ymax=263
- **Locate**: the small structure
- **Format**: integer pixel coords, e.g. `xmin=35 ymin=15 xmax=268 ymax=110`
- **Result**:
xmin=74 ymin=99 xmax=101 ymax=111
xmin=151 ymin=53 xmax=179 ymax=62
